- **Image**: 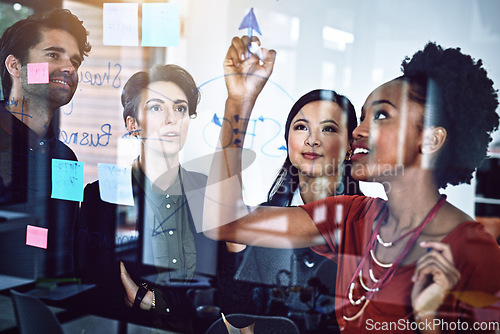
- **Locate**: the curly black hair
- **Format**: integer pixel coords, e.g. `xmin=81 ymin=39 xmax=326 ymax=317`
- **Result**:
xmin=400 ymin=42 xmax=499 ymax=189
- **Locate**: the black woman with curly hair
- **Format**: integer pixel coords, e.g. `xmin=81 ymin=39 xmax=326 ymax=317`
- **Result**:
xmin=203 ymin=37 xmax=500 ymax=333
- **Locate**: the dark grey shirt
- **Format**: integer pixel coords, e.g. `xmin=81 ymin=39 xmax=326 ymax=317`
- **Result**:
xmin=137 ymin=166 xmax=197 ymax=279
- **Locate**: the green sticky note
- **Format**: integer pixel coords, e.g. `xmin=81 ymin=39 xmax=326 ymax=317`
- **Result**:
xmin=142 ymin=3 xmax=179 ymax=47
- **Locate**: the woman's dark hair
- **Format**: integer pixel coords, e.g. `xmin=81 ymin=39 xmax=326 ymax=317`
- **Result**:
xmin=267 ymin=89 xmax=361 ymax=206
xmin=121 ymin=64 xmax=200 ymax=126
xmin=400 ymin=42 xmax=499 ymax=189
xmin=0 ymin=9 xmax=91 ymax=99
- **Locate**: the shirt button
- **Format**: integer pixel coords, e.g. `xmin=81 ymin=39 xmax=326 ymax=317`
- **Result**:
xmin=168 ymin=230 xmax=174 ymax=236
xmin=166 ymin=204 xmax=171 ymax=209
xmin=166 ymin=308 xmax=170 ymax=313
xmin=172 ymin=259 xmax=177 ymax=264
xmin=39 ymin=141 xmax=44 ymax=146
xmin=165 ymin=194 xmax=170 ymax=198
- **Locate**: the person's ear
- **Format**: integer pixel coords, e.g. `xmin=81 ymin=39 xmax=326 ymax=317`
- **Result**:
xmin=420 ymin=126 xmax=447 ymax=155
xmin=126 ymin=116 xmax=140 ymax=137
xmin=5 ymin=55 xmax=21 ymax=78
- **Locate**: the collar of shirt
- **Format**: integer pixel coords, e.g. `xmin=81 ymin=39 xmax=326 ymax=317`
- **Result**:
xmin=132 ymin=161 xmax=184 ymax=208
xmin=290 ymin=187 xmax=305 ymax=206
xmin=0 ymin=102 xmax=57 ymax=152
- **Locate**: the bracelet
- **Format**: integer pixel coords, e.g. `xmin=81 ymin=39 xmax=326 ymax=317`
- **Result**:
xmin=133 ymin=283 xmax=148 ymax=310
xmin=151 ymin=289 xmax=156 ymax=311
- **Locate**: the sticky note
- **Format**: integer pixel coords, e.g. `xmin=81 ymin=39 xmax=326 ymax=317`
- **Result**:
xmin=103 ymin=3 xmax=139 ymax=46
xmin=142 ymin=3 xmax=179 ymax=47
xmin=97 ymin=163 xmax=134 ymax=206
xmin=27 ymin=63 xmax=49 ymax=84
xmin=51 ymin=159 xmax=84 ymax=202
xmin=26 ymin=225 xmax=48 ymax=249
xmin=313 ymin=204 xmax=327 ymax=223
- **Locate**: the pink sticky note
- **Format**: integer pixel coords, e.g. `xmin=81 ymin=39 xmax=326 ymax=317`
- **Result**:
xmin=26 ymin=225 xmax=48 ymax=249
xmin=27 ymin=63 xmax=49 ymax=84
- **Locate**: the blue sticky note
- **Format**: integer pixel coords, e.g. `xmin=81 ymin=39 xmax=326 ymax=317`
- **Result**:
xmin=142 ymin=3 xmax=179 ymax=47
xmin=97 ymin=163 xmax=134 ymax=206
xmin=103 ymin=3 xmax=139 ymax=46
xmin=51 ymin=159 xmax=84 ymax=202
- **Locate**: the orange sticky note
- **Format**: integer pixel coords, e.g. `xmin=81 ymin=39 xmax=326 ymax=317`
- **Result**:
xmin=27 ymin=63 xmax=49 ymax=84
xmin=26 ymin=225 xmax=48 ymax=249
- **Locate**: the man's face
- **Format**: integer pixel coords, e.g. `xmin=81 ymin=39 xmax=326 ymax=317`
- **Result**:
xmin=19 ymin=28 xmax=82 ymax=108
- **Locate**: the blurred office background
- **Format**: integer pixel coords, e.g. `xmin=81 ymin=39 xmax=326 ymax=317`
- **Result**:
xmin=1 ymin=0 xmax=499 ymax=332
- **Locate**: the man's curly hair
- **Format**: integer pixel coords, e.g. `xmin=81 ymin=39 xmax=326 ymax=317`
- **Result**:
xmin=400 ymin=42 xmax=499 ymax=189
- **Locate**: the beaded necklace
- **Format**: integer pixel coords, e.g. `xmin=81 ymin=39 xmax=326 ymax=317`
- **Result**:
xmin=342 ymin=195 xmax=447 ymax=321
xmin=376 ymin=221 xmax=423 ymax=248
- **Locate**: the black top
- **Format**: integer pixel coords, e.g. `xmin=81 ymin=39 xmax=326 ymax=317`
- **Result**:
xmin=0 ymin=102 xmax=78 ymax=277
xmin=77 ymin=165 xmax=220 ymax=321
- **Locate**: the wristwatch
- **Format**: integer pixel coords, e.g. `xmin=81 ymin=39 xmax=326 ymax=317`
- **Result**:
xmin=133 ymin=283 xmax=149 ymax=310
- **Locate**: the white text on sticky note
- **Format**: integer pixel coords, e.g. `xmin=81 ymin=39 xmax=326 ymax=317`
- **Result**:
xmin=26 ymin=225 xmax=48 ymax=249
xmin=142 ymin=3 xmax=179 ymax=47
xmin=98 ymin=163 xmax=134 ymax=206
xmin=103 ymin=3 xmax=139 ymax=46
xmin=51 ymin=159 xmax=85 ymax=202
xmin=27 ymin=63 xmax=49 ymax=84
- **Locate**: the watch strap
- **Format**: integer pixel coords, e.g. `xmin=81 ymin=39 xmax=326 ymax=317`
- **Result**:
xmin=133 ymin=283 xmax=148 ymax=309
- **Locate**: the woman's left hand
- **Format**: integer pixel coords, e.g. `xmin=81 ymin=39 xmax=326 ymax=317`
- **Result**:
xmin=411 ymin=241 xmax=461 ymax=319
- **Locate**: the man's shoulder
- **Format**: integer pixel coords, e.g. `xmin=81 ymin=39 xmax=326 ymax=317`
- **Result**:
xmin=84 ymin=179 xmax=100 ymax=192
xmin=52 ymin=136 xmax=77 ymax=161
xmin=0 ymin=105 xmax=25 ymax=137
xmin=81 ymin=179 xmax=121 ymax=217
xmin=82 ymin=180 xmax=102 ymax=204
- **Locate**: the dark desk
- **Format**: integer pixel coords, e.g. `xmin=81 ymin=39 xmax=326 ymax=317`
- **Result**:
xmin=0 ymin=274 xmax=35 ymax=292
